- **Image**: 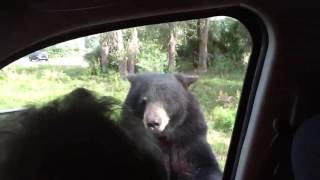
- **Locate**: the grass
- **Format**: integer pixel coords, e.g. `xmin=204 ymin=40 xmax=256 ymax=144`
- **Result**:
xmin=0 ymin=65 xmax=129 ymax=108
xmin=190 ymin=71 xmax=244 ymax=168
xmin=0 ymin=64 xmax=245 ymax=170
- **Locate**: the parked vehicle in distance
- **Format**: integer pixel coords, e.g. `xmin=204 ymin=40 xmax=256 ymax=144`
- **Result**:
xmin=29 ymin=50 xmax=48 ymax=61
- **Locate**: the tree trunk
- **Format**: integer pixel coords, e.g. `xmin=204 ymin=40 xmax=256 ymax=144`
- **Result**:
xmin=100 ymin=38 xmax=109 ymax=73
xmin=115 ymin=30 xmax=128 ymax=79
xmin=119 ymin=58 xmax=128 ymax=79
xmin=116 ymin=30 xmax=124 ymax=51
xmin=167 ymin=23 xmax=176 ymax=72
xmin=198 ymin=18 xmax=209 ymax=74
xmin=127 ymin=28 xmax=139 ymax=75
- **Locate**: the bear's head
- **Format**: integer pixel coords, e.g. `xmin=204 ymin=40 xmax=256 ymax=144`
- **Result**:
xmin=124 ymin=73 xmax=198 ymax=136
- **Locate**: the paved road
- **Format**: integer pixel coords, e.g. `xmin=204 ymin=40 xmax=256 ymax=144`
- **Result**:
xmin=12 ymin=56 xmax=89 ymax=67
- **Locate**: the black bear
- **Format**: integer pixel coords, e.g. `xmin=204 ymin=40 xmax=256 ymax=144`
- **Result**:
xmin=0 ymin=88 xmax=167 ymax=180
xmin=120 ymin=73 xmax=222 ymax=180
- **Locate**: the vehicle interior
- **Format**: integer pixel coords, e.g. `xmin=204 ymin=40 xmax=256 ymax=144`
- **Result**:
xmin=1 ymin=0 xmax=319 ymax=180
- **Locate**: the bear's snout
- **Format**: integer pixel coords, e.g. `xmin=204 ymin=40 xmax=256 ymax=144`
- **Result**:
xmin=146 ymin=111 xmax=161 ymax=128
xmin=143 ymin=102 xmax=170 ymax=133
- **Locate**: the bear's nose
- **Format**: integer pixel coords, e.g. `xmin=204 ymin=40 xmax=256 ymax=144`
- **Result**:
xmin=147 ymin=120 xmax=160 ymax=128
xmin=146 ymin=113 xmax=162 ymax=129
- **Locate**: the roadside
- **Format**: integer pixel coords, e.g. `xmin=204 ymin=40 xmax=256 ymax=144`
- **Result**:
xmin=12 ymin=56 xmax=89 ymax=67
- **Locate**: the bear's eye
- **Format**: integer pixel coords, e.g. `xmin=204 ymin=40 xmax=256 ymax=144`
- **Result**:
xmin=139 ymin=96 xmax=148 ymax=106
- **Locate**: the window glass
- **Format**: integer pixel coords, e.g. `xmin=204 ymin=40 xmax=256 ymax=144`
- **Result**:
xmin=0 ymin=16 xmax=252 ymax=170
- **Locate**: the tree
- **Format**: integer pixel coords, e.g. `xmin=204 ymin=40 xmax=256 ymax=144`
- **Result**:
xmin=116 ymin=30 xmax=124 ymax=51
xmin=219 ymin=18 xmax=251 ymax=65
xmin=115 ymin=30 xmax=128 ymax=78
xmin=84 ymin=35 xmax=99 ymax=50
xmin=167 ymin=23 xmax=177 ymax=72
xmin=99 ymin=33 xmax=111 ymax=73
xmin=126 ymin=28 xmax=139 ymax=75
xmin=175 ymin=20 xmax=201 ymax=69
xmin=198 ymin=18 xmax=209 ymax=73
xmin=97 ymin=30 xmax=127 ymax=74
xmin=208 ymin=17 xmax=252 ymax=71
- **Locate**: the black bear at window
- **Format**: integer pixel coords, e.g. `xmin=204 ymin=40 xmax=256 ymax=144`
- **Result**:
xmin=120 ymin=73 xmax=222 ymax=180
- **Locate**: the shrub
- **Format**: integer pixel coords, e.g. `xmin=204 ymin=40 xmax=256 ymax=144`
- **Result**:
xmin=213 ymin=106 xmax=237 ymax=133
xmin=137 ymin=41 xmax=168 ymax=73
xmin=83 ymin=47 xmax=101 ymax=75
xmin=45 ymin=46 xmax=72 ymax=58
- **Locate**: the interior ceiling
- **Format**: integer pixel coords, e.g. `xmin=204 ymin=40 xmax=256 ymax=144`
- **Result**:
xmin=0 ymin=0 xmax=318 ymax=68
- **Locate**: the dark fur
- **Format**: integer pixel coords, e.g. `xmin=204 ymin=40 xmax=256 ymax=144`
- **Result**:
xmin=120 ymin=73 xmax=222 ymax=180
xmin=0 ymin=88 xmax=167 ymax=180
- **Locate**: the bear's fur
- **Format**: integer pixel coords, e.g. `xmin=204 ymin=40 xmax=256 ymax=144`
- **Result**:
xmin=0 ymin=88 xmax=167 ymax=180
xmin=120 ymin=73 xmax=222 ymax=180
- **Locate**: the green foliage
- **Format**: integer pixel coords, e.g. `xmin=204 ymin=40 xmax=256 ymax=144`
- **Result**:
xmin=191 ymin=72 xmax=243 ymax=134
xmin=138 ymin=24 xmax=171 ymax=49
xmin=84 ymin=35 xmax=100 ymax=50
xmin=212 ymin=106 xmax=237 ymax=133
xmin=45 ymin=46 xmax=80 ymax=58
xmin=45 ymin=46 xmax=68 ymax=58
xmin=212 ymin=18 xmax=251 ymax=69
xmin=177 ymin=37 xmax=198 ymax=62
xmin=81 ymin=17 xmax=251 ymax=76
xmin=83 ymin=47 xmax=101 ymax=75
xmin=137 ymin=41 xmax=168 ymax=73
xmin=108 ymin=50 xmax=126 ymax=69
xmin=218 ymin=19 xmax=251 ymax=56
xmin=176 ymin=17 xmax=251 ymax=72
xmin=211 ymin=55 xmax=245 ymax=74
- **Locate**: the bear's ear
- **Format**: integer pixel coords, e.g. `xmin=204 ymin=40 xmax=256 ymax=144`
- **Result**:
xmin=174 ymin=74 xmax=198 ymax=89
xmin=126 ymin=74 xmax=136 ymax=83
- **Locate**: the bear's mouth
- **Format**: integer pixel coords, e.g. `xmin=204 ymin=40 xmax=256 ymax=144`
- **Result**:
xmin=147 ymin=122 xmax=161 ymax=133
xmin=147 ymin=121 xmax=160 ymax=129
